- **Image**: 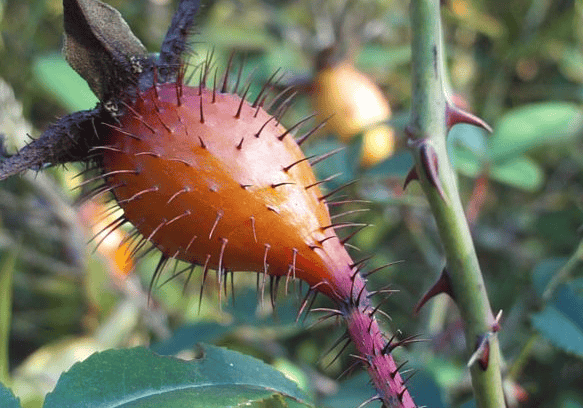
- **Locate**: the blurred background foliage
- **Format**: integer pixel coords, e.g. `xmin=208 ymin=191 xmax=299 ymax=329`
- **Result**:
xmin=1 ymin=0 xmax=583 ymax=407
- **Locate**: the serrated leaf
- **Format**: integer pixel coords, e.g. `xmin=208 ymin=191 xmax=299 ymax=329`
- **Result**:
xmin=0 ymin=382 xmax=21 ymax=408
xmin=489 ymin=102 xmax=583 ymax=161
xmin=44 ymin=345 xmax=310 ymax=408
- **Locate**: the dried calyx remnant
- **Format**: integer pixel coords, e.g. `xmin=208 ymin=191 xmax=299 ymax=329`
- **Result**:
xmin=0 ymin=1 xmax=418 ymax=406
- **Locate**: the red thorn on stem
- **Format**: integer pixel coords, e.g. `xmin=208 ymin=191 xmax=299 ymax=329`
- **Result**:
xmin=419 ymin=142 xmax=448 ymax=203
xmin=403 ymin=167 xmax=419 ymax=190
xmin=446 ymin=102 xmax=493 ymax=133
xmin=414 ymin=267 xmax=454 ymax=315
xmin=492 ymin=309 xmax=503 ymax=333
xmin=468 ymin=334 xmax=491 ymax=371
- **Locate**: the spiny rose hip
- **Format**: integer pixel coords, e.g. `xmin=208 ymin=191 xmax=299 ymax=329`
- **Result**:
xmin=0 ymin=0 xmax=418 ymax=405
xmin=99 ymin=81 xmax=354 ymax=300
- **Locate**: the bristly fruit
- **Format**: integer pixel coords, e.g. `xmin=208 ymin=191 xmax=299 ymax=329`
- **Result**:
xmin=99 ymin=79 xmax=354 ymax=300
xmin=0 ymin=1 xmax=418 ymax=406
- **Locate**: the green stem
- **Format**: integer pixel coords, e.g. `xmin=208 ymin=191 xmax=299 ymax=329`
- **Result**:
xmin=408 ymin=1 xmax=505 ymax=407
xmin=543 ymin=238 xmax=583 ymax=300
xmin=0 ymin=249 xmax=17 ymax=386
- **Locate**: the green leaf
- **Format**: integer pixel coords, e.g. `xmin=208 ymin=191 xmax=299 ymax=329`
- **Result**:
xmin=44 ymin=345 xmax=311 ymax=408
xmin=532 ymin=258 xmax=569 ymax=298
xmin=363 ymin=151 xmax=415 ymax=178
xmin=488 ymin=156 xmax=545 ymax=192
xmin=489 ymin=102 xmax=583 ymax=161
xmin=0 ymin=382 xmax=20 ymax=408
xmin=33 ymin=54 xmax=99 ymax=112
xmin=532 ymin=282 xmax=583 ymax=358
xmin=452 ymin=146 xmax=544 ymax=191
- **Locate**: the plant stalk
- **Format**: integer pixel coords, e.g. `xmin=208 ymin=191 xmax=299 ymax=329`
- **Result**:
xmin=407 ymin=0 xmax=505 ymax=406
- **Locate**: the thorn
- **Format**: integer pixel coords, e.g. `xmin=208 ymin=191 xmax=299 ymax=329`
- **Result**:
xmin=368 ymin=296 xmax=391 ymax=319
xmin=419 ymin=142 xmax=447 ymax=202
xmin=283 ymin=155 xmax=315 ymax=172
xmin=356 ymin=395 xmax=381 ymax=408
xmin=198 ymin=136 xmax=206 ymax=149
xmin=383 ymin=334 xmax=426 ymax=354
xmin=209 ymin=210 xmax=224 ymax=240
xmin=492 ymin=309 xmax=503 ymax=333
xmin=221 ymin=52 xmax=235 ymax=93
xmin=403 ymin=166 xmax=418 ymax=190
xmin=446 ymin=102 xmax=493 ymax=133
xmin=296 ymin=116 xmax=331 ymax=146
xmin=102 ymin=123 xmax=142 ymax=140
xmin=305 ymin=173 xmax=342 ymax=190
xmin=233 ymin=54 xmax=246 ymax=94
xmin=296 ymin=283 xmax=325 ymax=322
xmin=212 ymin=67 xmax=218 ymax=103
xmin=199 ymin=94 xmax=205 ymax=123
xmin=252 ymin=68 xmax=281 ymax=107
xmin=266 ymin=205 xmax=280 ymax=214
xmin=337 ymin=361 xmax=362 ymax=381
xmin=324 ymin=336 xmax=351 ymax=369
xmin=116 ymin=186 xmax=159 ymax=205
xmin=330 ymin=208 xmax=370 ymax=220
xmin=350 ymin=255 xmax=374 ymax=270
xmin=217 ymin=238 xmax=228 ymax=306
xmin=198 ymin=254 xmax=212 ymax=314
xmin=319 ymin=180 xmax=358 ymax=202
xmin=402 ymin=370 xmax=418 ymax=386
xmin=340 ymin=224 xmax=370 ymax=246
xmin=278 ymin=114 xmax=316 ymax=141
xmin=274 ymin=91 xmax=298 ymax=125
xmin=285 ymin=248 xmax=298 ymax=294
xmin=414 ymin=267 xmax=454 ymax=315
xmin=235 ymin=82 xmax=252 ymax=118
xmin=184 ymin=233 xmax=198 ymax=253
xmin=250 ymin=216 xmax=258 ymax=243
xmin=182 ymin=264 xmax=197 ymax=295
xmin=166 ymin=186 xmax=191 ymax=205
xmin=236 ymin=137 xmax=244 ymax=150
xmin=362 ymin=260 xmax=405 ymax=278
xmin=271 ymin=182 xmax=295 ymax=188
xmin=468 ymin=333 xmax=491 ymax=371
xmin=310 ymin=147 xmax=345 ymax=166
xmin=391 ymin=360 xmax=409 ymax=379
xmin=260 ymin=243 xmax=270 ymax=304
xmin=265 ymin=85 xmax=295 ymax=113
xmin=255 ymin=116 xmax=275 ymax=138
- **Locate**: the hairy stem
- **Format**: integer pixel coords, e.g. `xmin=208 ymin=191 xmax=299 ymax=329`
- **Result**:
xmin=407 ymin=0 xmax=505 ymax=407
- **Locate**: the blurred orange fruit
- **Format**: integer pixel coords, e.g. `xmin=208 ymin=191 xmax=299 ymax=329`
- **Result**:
xmin=313 ymin=60 xmax=395 ymax=167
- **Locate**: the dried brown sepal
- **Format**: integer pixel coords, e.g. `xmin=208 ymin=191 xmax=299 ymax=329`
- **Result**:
xmin=63 ymin=0 xmax=147 ymax=101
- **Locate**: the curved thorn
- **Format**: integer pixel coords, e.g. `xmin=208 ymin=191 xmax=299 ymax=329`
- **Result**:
xmin=414 ymin=267 xmax=454 ymax=315
xmin=446 ymin=102 xmax=493 ymax=133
